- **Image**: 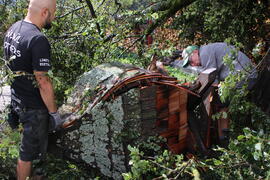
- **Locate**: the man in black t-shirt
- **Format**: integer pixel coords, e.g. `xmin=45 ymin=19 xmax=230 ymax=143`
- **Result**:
xmin=3 ymin=0 xmax=63 ymax=179
xmin=5 ymin=21 xmax=52 ymax=109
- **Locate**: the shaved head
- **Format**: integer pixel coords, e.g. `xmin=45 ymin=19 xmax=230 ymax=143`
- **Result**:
xmin=28 ymin=0 xmax=56 ymax=13
xmin=25 ymin=0 xmax=56 ymax=29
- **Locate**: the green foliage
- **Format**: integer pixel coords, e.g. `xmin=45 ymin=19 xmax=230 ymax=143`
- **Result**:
xmin=136 ymin=136 xmax=167 ymax=156
xmin=0 ymin=111 xmax=20 ymax=179
xmin=0 ymin=128 xmax=20 ymax=160
xmin=166 ymin=66 xmax=197 ymax=83
xmin=42 ymin=0 xmax=153 ymax=104
xmin=123 ymin=144 xmax=201 ymax=180
xmin=218 ymin=41 xmax=270 ymax=133
xmin=205 ymin=128 xmax=270 ymax=179
xmin=33 ymin=155 xmax=93 ymax=180
xmin=172 ymin=0 xmax=269 ymax=53
xmin=111 ymin=49 xmax=148 ymax=68
xmin=205 ymin=41 xmax=270 ymax=179
xmin=124 ymin=131 xmax=270 ymax=180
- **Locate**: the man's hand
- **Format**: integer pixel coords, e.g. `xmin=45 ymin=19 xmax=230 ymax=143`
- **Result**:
xmin=49 ymin=112 xmax=64 ymax=132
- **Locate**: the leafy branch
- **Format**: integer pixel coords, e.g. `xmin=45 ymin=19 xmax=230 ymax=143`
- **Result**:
xmin=84 ymin=0 xmax=103 ymax=37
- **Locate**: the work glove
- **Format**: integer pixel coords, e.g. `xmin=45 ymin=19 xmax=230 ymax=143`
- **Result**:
xmin=49 ymin=112 xmax=64 ymax=132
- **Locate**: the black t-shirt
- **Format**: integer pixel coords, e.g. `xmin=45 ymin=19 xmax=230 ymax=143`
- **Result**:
xmin=4 ymin=20 xmax=51 ymax=109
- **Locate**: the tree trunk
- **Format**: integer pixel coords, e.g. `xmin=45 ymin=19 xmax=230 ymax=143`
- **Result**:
xmin=50 ymin=63 xmax=159 ymax=179
xmin=49 ymin=62 xmax=193 ymax=179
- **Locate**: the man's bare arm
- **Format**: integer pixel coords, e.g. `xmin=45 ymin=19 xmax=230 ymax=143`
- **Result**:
xmin=34 ymin=71 xmax=57 ymax=113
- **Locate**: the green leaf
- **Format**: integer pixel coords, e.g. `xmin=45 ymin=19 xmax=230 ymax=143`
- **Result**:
xmin=192 ymin=168 xmax=201 ymax=180
xmin=254 ymin=143 xmax=262 ymax=151
xmin=122 ymin=173 xmax=132 ymax=180
xmin=253 ymin=151 xmax=261 ymax=161
xmin=82 ymin=32 xmax=88 ymax=36
xmin=151 ymin=13 xmax=159 ymax=19
xmin=222 ymin=112 xmax=228 ymax=119
xmin=213 ymin=159 xmax=223 ymax=166
xmin=237 ymin=135 xmax=245 ymax=140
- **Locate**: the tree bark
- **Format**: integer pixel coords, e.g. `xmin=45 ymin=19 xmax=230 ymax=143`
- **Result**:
xmin=145 ymin=0 xmax=197 ymax=36
xmin=50 ymin=63 xmax=158 ymax=179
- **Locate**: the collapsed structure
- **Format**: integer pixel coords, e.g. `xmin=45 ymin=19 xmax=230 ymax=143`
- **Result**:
xmin=55 ymin=62 xmax=218 ymax=179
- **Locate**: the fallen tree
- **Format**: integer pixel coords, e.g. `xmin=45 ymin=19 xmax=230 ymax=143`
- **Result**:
xmin=51 ymin=62 xmax=198 ymax=179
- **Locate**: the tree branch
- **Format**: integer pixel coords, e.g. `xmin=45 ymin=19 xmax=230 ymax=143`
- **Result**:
xmin=113 ymin=0 xmax=197 ymax=58
xmin=98 ymin=0 xmax=106 ymax=8
xmin=145 ymin=0 xmax=197 ymax=36
xmin=118 ymin=35 xmax=144 ymax=58
xmin=57 ymin=5 xmax=87 ymax=19
xmin=84 ymin=0 xmax=103 ymax=37
xmin=113 ymin=0 xmax=122 ymax=15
